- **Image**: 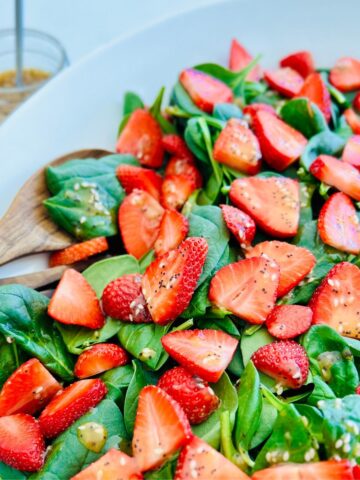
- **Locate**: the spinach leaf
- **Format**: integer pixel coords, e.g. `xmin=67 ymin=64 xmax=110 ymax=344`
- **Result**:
xmin=0 ymin=463 xmax=27 ymax=479
xmin=280 ymin=98 xmax=328 ymax=138
xmin=149 ymin=87 xmax=176 ymax=134
xmin=101 ymin=364 xmax=134 ymax=403
xmin=307 ymin=375 xmax=336 ymax=406
xmin=213 ymin=103 xmax=242 ymax=121
xmin=300 ymin=130 xmax=345 ymax=170
xmin=197 ymin=316 xmax=240 ymax=338
xmin=145 ymin=460 xmax=177 ymax=479
xmin=123 ymin=91 xmax=144 ymax=115
xmin=0 ymin=285 xmax=73 ymax=381
xmin=345 ymin=337 xmax=360 ymax=357
xmin=241 ymin=328 xmax=274 ymax=365
xmin=171 ymin=82 xmax=205 ymax=117
xmin=250 ymin=398 xmax=277 ymax=450
xmin=295 ymin=404 xmax=324 ymax=442
xmin=335 ymin=114 xmax=353 ymax=141
xmin=0 ymin=335 xmax=26 ymax=388
xmin=227 ymin=346 xmax=245 ymax=377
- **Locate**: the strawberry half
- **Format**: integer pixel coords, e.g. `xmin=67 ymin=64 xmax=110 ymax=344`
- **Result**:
xmin=74 ymin=344 xmax=129 ymax=379
xmin=309 ymin=154 xmax=360 ymax=201
xmin=162 ymin=134 xmax=194 ymax=160
xmin=118 ymin=189 xmax=164 ymax=259
xmin=39 ymin=379 xmax=107 ymax=438
xmin=243 ymin=103 xmax=277 ymax=123
xmin=165 ymin=157 xmax=202 ymax=188
xmin=318 ymin=192 xmax=360 ymax=254
xmin=228 ymin=38 xmax=262 ymax=81
xmin=252 ymin=340 xmax=309 ymax=389
xmin=0 ymin=358 xmax=61 ymax=416
xmin=264 ymin=67 xmax=304 ymax=97
xmin=252 ymin=460 xmax=354 ymax=480
xmin=49 ymin=237 xmax=109 ymax=267
xmin=154 ymin=209 xmax=189 ymax=256
xmin=329 ymin=57 xmax=360 ymax=92
xmin=209 ymin=257 xmax=279 ymax=324
xmin=71 ymin=448 xmax=143 ymax=480
xmin=161 ymin=329 xmax=238 ymax=383
xmin=179 ymin=68 xmax=233 ymax=113
xmin=343 ymin=135 xmax=360 ymax=168
xmin=160 ymin=174 xmax=196 ymax=210
xmin=253 ymin=110 xmax=307 ymax=171
xmin=0 ymin=414 xmax=45 ymax=472
xmin=142 ymin=237 xmax=208 ymax=324
xmin=280 ymin=50 xmax=315 ymax=78
xmin=296 ymin=72 xmax=331 ymax=122
xmin=345 ymin=108 xmax=360 ymax=134
xmin=246 ymin=240 xmax=316 ymax=297
xmin=309 ymin=261 xmax=360 ymax=339
xmin=116 ymin=164 xmax=163 ymax=201
xmin=220 ymin=204 xmax=256 ymax=249
xmin=230 ymin=176 xmax=300 ymax=237
xmin=354 ymin=92 xmax=360 ymax=112
xmin=266 ymin=305 xmax=313 ymax=339
xmin=175 ymin=436 xmax=250 ymax=480
xmin=116 ymin=109 xmax=163 ymax=168
xmin=213 ymin=119 xmax=262 ymax=174
xmin=157 ymin=366 xmax=220 ymax=425
xmin=132 ymin=385 xmax=192 ymax=471
xmin=48 ymin=269 xmax=105 ymax=329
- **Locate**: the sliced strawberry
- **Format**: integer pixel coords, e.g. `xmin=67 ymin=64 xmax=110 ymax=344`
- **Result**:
xmin=154 ymin=210 xmax=189 ymax=256
xmin=264 ymin=68 xmax=304 ymax=97
xmin=220 ymin=204 xmax=256 ymax=248
xmin=0 ymin=414 xmax=45 ymax=472
xmin=162 ymin=134 xmax=194 ymax=160
xmin=280 ymin=50 xmax=315 ymax=78
xmin=132 ymin=385 xmax=192 ymax=471
xmin=354 ymin=92 xmax=360 ymax=112
xmin=228 ymin=38 xmax=262 ymax=81
xmin=0 ymin=359 xmax=61 ymax=417
xmin=175 ymin=436 xmax=250 ymax=480
xmin=252 ymin=460 xmax=354 ymax=480
xmin=49 ymin=237 xmax=109 ymax=267
xmin=116 ymin=109 xmax=163 ymax=168
xmin=102 ymin=273 xmax=151 ymax=323
xmin=161 ymin=329 xmax=238 ymax=383
xmin=309 ymin=154 xmax=360 ymax=201
xmin=309 ymin=261 xmax=360 ymax=339
xmin=266 ymin=305 xmax=313 ymax=339
xmin=179 ymin=68 xmax=233 ymax=113
xmin=71 ymin=449 xmax=143 ymax=480
xmin=118 ymin=189 xmax=164 ymax=259
xmin=230 ymin=176 xmax=300 ymax=237
xmin=343 ymin=135 xmax=360 ymax=170
xmin=213 ymin=119 xmax=262 ymax=174
xmin=116 ymin=164 xmax=163 ymax=201
xmin=74 ymin=344 xmax=129 ymax=379
xmin=296 ymin=72 xmax=331 ymax=122
xmin=157 ymin=366 xmax=220 ymax=425
xmin=252 ymin=340 xmax=309 ymax=389
xmin=160 ymin=174 xmax=196 ymax=210
xmin=318 ymin=192 xmax=360 ymax=254
xmin=165 ymin=157 xmax=202 ymax=188
xmin=329 ymin=57 xmax=360 ymax=92
xmin=345 ymin=107 xmax=360 ymax=134
xmin=142 ymin=237 xmax=208 ymax=324
xmin=209 ymin=257 xmax=279 ymax=324
xmin=246 ymin=240 xmax=316 ymax=297
xmin=39 ymin=379 xmax=107 ymax=438
xmin=48 ymin=269 xmax=105 ymax=329
xmin=243 ymin=103 xmax=277 ymax=123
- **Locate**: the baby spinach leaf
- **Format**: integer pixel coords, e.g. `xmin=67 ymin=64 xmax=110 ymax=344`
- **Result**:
xmin=280 ymin=98 xmax=328 ymax=138
xmin=123 ymin=91 xmax=144 ymax=115
xmin=0 ymin=336 xmax=26 ymax=388
xmin=243 ymin=81 xmax=268 ymax=104
xmin=300 ymin=130 xmax=345 ymax=170
xmin=145 ymin=459 xmax=177 ymax=479
xmin=0 ymin=285 xmax=73 ymax=381
xmin=184 ymin=117 xmax=213 ymax=164
xmin=213 ymin=103 xmax=242 ymax=121
xmin=227 ymin=346 xmax=245 ymax=377
xmin=307 ymin=375 xmax=336 ymax=406
xmin=295 ymin=404 xmax=324 ymax=442
xmin=345 ymin=337 xmax=360 ymax=357
xmin=197 ymin=316 xmax=240 ymax=338
xmin=0 ymin=463 xmax=27 ymax=479
xmin=335 ymin=114 xmax=353 ymax=141
xmin=149 ymin=87 xmax=176 ymax=134
xmin=241 ymin=328 xmax=274 ymax=365
xmin=171 ymin=82 xmax=205 ymax=116
xmin=101 ymin=364 xmax=134 ymax=403
xmin=250 ymin=398 xmax=277 ymax=450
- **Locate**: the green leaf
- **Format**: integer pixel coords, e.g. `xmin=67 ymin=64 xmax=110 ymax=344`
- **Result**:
xmin=241 ymin=328 xmax=274 ymax=365
xmin=0 ymin=463 xmax=27 ymax=479
xmin=280 ymin=98 xmax=328 ymax=138
xmin=149 ymin=87 xmax=176 ymax=134
xmin=295 ymin=404 xmax=324 ymax=443
xmin=0 ymin=335 xmax=26 ymax=388
xmin=300 ymin=131 xmax=345 ymax=170
xmin=345 ymin=337 xmax=360 ymax=357
xmin=249 ymin=398 xmax=277 ymax=449
xmin=213 ymin=103 xmax=242 ymax=122
xmin=197 ymin=316 xmax=240 ymax=338
xmin=123 ymin=91 xmax=144 ymax=115
xmin=145 ymin=460 xmax=177 ymax=479
xmin=335 ymin=114 xmax=353 ymax=141
xmin=307 ymin=375 xmax=336 ymax=406
xmin=171 ymin=82 xmax=205 ymax=116
xmin=101 ymin=364 xmax=134 ymax=403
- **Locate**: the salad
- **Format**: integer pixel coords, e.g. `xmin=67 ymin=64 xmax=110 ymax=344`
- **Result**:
xmin=0 ymin=39 xmax=360 ymax=480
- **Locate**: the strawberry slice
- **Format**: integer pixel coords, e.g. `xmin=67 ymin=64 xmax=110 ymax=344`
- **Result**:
xmin=165 ymin=157 xmax=202 ymax=188
xmin=354 ymin=92 xmax=360 ymax=112
xmin=296 ymin=72 xmax=331 ymax=122
xmin=0 ymin=414 xmax=45 ymax=472
xmin=0 ymin=359 xmax=61 ymax=416
xmin=266 ymin=305 xmax=313 ymax=339
xmin=329 ymin=57 xmax=360 ymax=92
xmin=116 ymin=109 xmax=163 ymax=168
xmin=252 ymin=340 xmax=309 ymax=389
xmin=246 ymin=240 xmax=316 ymax=297
xmin=220 ymin=204 xmax=256 ymax=248
xmin=229 ymin=176 xmax=300 ymax=237
xmin=243 ymin=103 xmax=277 ymax=123
xmin=264 ymin=67 xmax=304 ymax=97
xmin=252 ymin=460 xmax=354 ymax=480
xmin=179 ymin=68 xmax=233 ymax=113
xmin=162 ymin=134 xmax=194 ymax=160
xmin=132 ymin=385 xmax=192 ymax=471
xmin=355 ymin=464 xmax=360 ymax=479
xmin=118 ymin=189 xmax=164 ymax=259
xmin=49 ymin=237 xmax=109 ymax=267
xmin=309 ymin=154 xmax=360 ymax=201
xmin=39 ymin=379 xmax=107 ymax=438
xmin=161 ymin=329 xmax=238 ymax=383
xmin=318 ymin=192 xmax=360 ymax=254
xmin=228 ymin=38 xmax=262 ymax=81
xmin=48 ymin=269 xmax=105 ymax=329
xmin=280 ymin=50 xmax=315 ymax=78
xmin=345 ymin=107 xmax=360 ymax=134
xmin=74 ymin=344 xmax=129 ymax=379
xmin=309 ymin=261 xmax=360 ymax=339
xmin=154 ymin=209 xmax=189 ymax=256
xmin=213 ymin=119 xmax=262 ymax=174
xmin=343 ymin=135 xmax=360 ymax=168
xmin=253 ymin=110 xmax=307 ymax=171
xmin=142 ymin=237 xmax=208 ymax=324
xmin=71 ymin=449 xmax=143 ymax=480
xmin=174 ymin=436 xmax=250 ymax=480
xmin=160 ymin=174 xmax=197 ymax=210
xmin=209 ymin=257 xmax=279 ymax=324
xmin=116 ymin=164 xmax=163 ymax=201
